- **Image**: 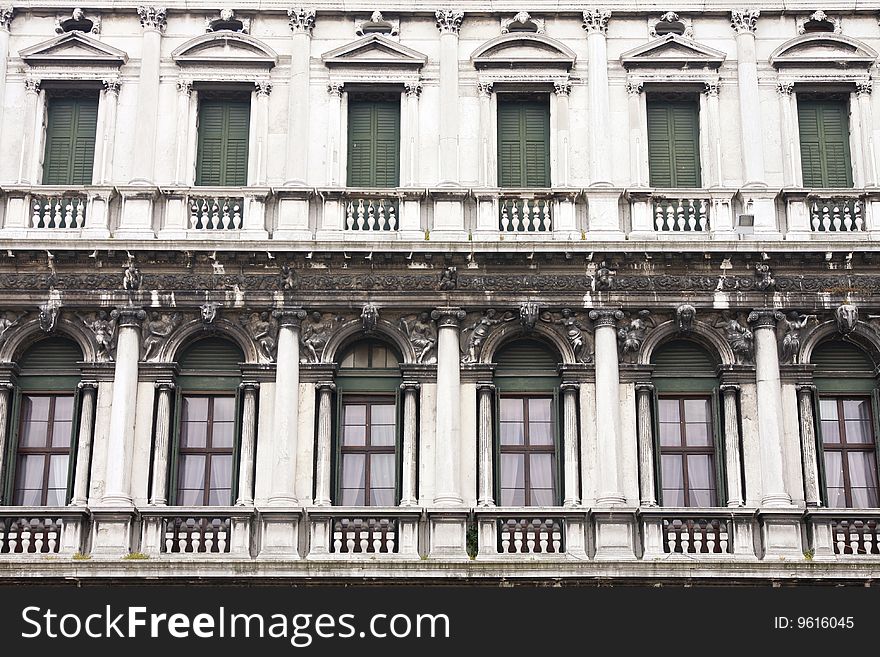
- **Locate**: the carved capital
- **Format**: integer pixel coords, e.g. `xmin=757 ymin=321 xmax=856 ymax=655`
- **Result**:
xmin=857 ymin=80 xmax=873 ymax=97
xmin=588 ymin=308 xmax=623 ymax=328
xmin=796 ymin=383 xmax=816 ymax=395
xmin=703 ymin=81 xmax=721 ymax=97
xmin=273 ymin=307 xmax=307 ymax=329
xmin=776 ymin=81 xmax=794 ymax=96
xmin=327 ymin=82 xmax=344 ymax=97
xmin=314 ymin=381 xmax=336 ymax=393
xmin=720 ymin=383 xmax=741 ymax=395
xmin=111 ymin=306 xmax=146 ymax=328
xmin=635 ymin=382 xmax=655 ymax=394
xmin=431 ymin=307 xmax=466 ymax=328
xmin=78 ymin=380 xmax=99 ymax=391
xmin=404 ymin=82 xmax=423 ymax=98
xmin=0 ymin=6 xmax=14 ymax=32
xmin=553 ymin=81 xmax=572 ymax=97
xmin=582 ymin=9 xmax=611 ymax=35
xmin=137 ymin=6 xmax=167 ymax=32
xmin=102 ymin=78 xmax=121 ymax=95
xmin=435 ymin=9 xmax=464 ymax=35
xmin=747 ymin=308 xmax=783 ymax=329
xmin=288 ymin=7 xmax=316 ymax=34
xmin=560 ymin=382 xmax=580 ymax=394
xmin=240 ymin=381 xmax=261 ymax=392
xmin=255 ymin=80 xmax=273 ymax=97
xmin=400 ymin=380 xmax=421 ymax=393
xmin=25 ymin=77 xmax=41 ymax=94
xmin=155 ymin=380 xmax=176 ymax=392
xmin=626 ymin=80 xmax=644 ymax=96
xmin=177 ymin=79 xmax=193 ymax=96
xmin=730 ymin=9 xmax=759 ymax=35
xmin=476 ymin=381 xmax=496 ymax=393
xmin=477 ymin=81 xmax=494 ymax=97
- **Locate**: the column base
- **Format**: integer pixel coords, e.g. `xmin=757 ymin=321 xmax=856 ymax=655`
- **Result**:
xmin=90 ymin=508 xmax=137 ymax=557
xmin=257 ymin=508 xmax=303 ymax=558
xmin=427 ymin=509 xmax=469 ymax=560
xmin=591 ymin=508 xmax=637 ymax=560
xmin=758 ymin=509 xmax=804 ymax=559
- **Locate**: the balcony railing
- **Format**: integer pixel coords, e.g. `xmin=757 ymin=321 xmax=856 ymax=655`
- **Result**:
xmin=662 ymin=517 xmax=730 ymax=554
xmin=307 ymin=508 xmax=420 ymax=558
xmin=809 ymin=197 xmax=864 ymax=232
xmin=189 ymin=196 xmax=244 ymax=230
xmin=640 ymin=508 xmax=756 ymax=558
xmin=140 ymin=507 xmax=253 ymax=556
xmin=474 ymin=508 xmax=587 ymax=558
xmin=331 ymin=517 xmax=398 ymax=554
xmin=807 ymin=511 xmax=880 ymax=558
xmin=163 ymin=516 xmax=231 ymax=554
xmin=0 ymin=516 xmax=64 ymax=554
xmin=653 ymin=197 xmax=709 ymax=232
xmin=499 ymin=197 xmax=552 ymax=232
xmin=344 ymin=197 xmax=399 ymax=231
xmin=31 ymin=195 xmax=88 ymax=229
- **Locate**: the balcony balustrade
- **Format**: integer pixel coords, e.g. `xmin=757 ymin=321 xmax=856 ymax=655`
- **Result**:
xmin=139 ymin=507 xmax=253 ymax=557
xmin=306 ymin=507 xmax=421 ymax=559
xmin=807 ymin=510 xmax=880 ymax=559
xmin=474 ymin=508 xmax=587 ymax=559
xmin=640 ymin=508 xmax=757 ymax=559
xmin=0 ymin=509 xmax=88 ymax=556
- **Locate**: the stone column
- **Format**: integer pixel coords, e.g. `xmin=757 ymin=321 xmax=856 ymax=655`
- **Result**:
xmin=704 ymin=81 xmax=723 ymax=188
xmin=233 ymin=381 xmax=260 ymax=506
xmin=561 ymin=382 xmax=581 ymax=507
xmin=130 ymin=6 xmax=166 ymax=184
xmin=589 ymin=309 xmax=625 ymax=504
xmin=326 ymin=83 xmax=344 ymax=186
xmin=0 ymin=381 xmax=13 ymax=504
xmin=148 ymin=380 xmax=174 ymax=505
xmin=731 ymin=10 xmax=765 ymax=186
xmin=97 ymin=79 xmax=121 ymax=184
xmin=582 ymin=9 xmax=612 ymax=186
xmin=0 ymin=7 xmax=13 ymax=132
xmin=635 ymin=383 xmax=657 ymax=507
xmin=553 ymin=81 xmax=572 ymax=188
xmin=19 ymin=77 xmax=41 ymax=184
xmin=174 ymin=80 xmax=192 ymax=185
xmin=477 ymin=82 xmax=494 ymax=187
xmin=400 ymin=381 xmax=420 ymax=506
xmin=268 ymin=308 xmax=306 ymax=505
xmin=70 ymin=381 xmax=98 ymax=507
xmin=402 ymin=82 xmax=422 ymax=187
xmin=857 ymin=81 xmax=875 ymax=187
xmin=748 ymin=309 xmax=792 ymax=506
xmin=430 ymin=307 xmax=466 ymax=505
xmin=720 ymin=384 xmax=745 ymax=507
xmin=253 ymin=81 xmax=272 ymax=186
xmin=626 ymin=80 xmax=646 ymax=187
xmin=313 ymin=380 xmax=335 ymax=507
xmin=776 ymin=82 xmax=800 ymax=187
xmin=285 ymin=8 xmax=315 ymax=185
xmin=435 ymin=9 xmax=464 ymax=186
xmin=797 ymin=384 xmax=821 ymax=507
xmin=476 ymin=382 xmax=495 ymax=507
xmin=102 ymin=307 xmax=145 ymax=505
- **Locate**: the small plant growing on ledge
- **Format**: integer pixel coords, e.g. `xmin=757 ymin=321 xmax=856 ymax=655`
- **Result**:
xmin=122 ymin=552 xmax=149 ymax=560
xmin=71 ymin=552 xmax=91 ymax=561
xmin=803 ymin=548 xmax=815 ymax=562
xmin=466 ymin=522 xmax=478 ymax=560
xmin=424 ymin=229 xmax=430 ymax=240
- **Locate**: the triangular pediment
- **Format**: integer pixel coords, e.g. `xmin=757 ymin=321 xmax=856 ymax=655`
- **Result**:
xmin=770 ymin=34 xmax=877 ymax=69
xmin=19 ymin=32 xmax=128 ymax=67
xmin=620 ymin=34 xmax=725 ymax=69
xmin=471 ymin=33 xmax=575 ymax=70
xmin=322 ymin=34 xmax=427 ymax=68
xmin=172 ymin=31 xmax=277 ymax=68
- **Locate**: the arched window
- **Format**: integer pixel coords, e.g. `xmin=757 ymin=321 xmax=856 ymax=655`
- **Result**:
xmin=335 ymin=340 xmax=401 ymax=506
xmin=6 ymin=337 xmax=83 ymax=506
xmin=651 ymin=339 xmax=721 ymax=507
xmin=812 ymin=341 xmax=879 ymax=508
xmin=493 ymin=339 xmax=560 ymax=506
xmin=171 ymin=337 xmax=243 ymax=506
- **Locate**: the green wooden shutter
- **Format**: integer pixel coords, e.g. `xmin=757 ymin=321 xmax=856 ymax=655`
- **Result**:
xmin=42 ymin=96 xmax=98 ymax=186
xmin=196 ymin=98 xmax=250 ymax=187
xmin=347 ymin=99 xmax=400 ymax=188
xmin=798 ymin=97 xmax=852 ymax=188
xmin=497 ymin=97 xmax=550 ymax=188
xmin=647 ymin=98 xmax=701 ymax=188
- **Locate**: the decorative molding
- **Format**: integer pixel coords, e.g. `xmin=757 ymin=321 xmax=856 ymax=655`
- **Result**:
xmin=355 ymin=11 xmax=399 ymax=38
xmin=288 ymin=7 xmax=316 ymax=34
xmin=582 ymin=9 xmax=611 ymax=35
xmin=0 ymin=6 xmax=13 ymax=32
xmin=554 ymin=81 xmax=572 ymax=96
xmin=648 ymin=12 xmax=693 ymax=39
xmin=770 ymin=33 xmax=876 ymax=73
xmin=776 ymin=81 xmax=795 ymax=95
xmin=55 ymin=8 xmax=100 ymax=35
xmin=435 ymin=9 xmax=464 ymax=35
xmin=796 ymin=10 xmax=841 ymax=35
xmin=477 ymin=81 xmax=494 ymax=97
xmin=322 ymin=34 xmax=427 ymax=72
xmin=172 ymin=32 xmax=278 ymax=72
xmin=255 ymin=80 xmax=273 ymax=96
xmin=619 ymin=34 xmax=726 ymax=71
xmin=176 ymin=78 xmax=193 ymax=96
xmin=730 ymin=9 xmax=759 ymax=35
xmin=588 ymin=308 xmax=624 ymax=328
xmin=206 ymin=8 xmax=250 ymax=34
xmin=19 ymin=31 xmax=129 ymax=68
xmin=102 ymin=78 xmax=121 ymax=95
xmin=626 ymin=79 xmax=644 ymax=95
xmin=703 ymin=81 xmax=720 ymax=96
xmin=501 ymin=11 xmax=544 ymax=35
xmin=137 ymin=6 xmax=168 ymax=32
xmin=747 ymin=308 xmax=783 ymax=329
xmin=404 ymin=81 xmax=423 ymax=98
xmin=111 ymin=306 xmax=146 ymax=329
xmin=327 ymin=82 xmax=344 ymax=97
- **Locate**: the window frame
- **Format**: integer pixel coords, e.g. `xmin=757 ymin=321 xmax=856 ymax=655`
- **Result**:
xmin=194 ymin=91 xmax=253 ymax=188
xmin=495 ymin=91 xmax=552 ymax=189
xmin=41 ymin=91 xmax=100 ymax=187
xmin=645 ymin=91 xmax=702 ymax=189
xmin=795 ymin=92 xmax=854 ymax=189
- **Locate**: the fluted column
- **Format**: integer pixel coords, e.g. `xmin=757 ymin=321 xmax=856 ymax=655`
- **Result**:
xmin=0 ymin=381 xmax=13 ymax=504
xmin=626 ymin=80 xmax=646 ymax=187
xmin=797 ymin=384 xmax=821 ymax=507
xmin=313 ymin=380 xmax=335 ymax=506
xmin=402 ymin=83 xmax=422 ymax=187
xmin=731 ymin=10 xmax=765 ymax=186
xmin=476 ymin=382 xmax=495 ymax=507
xmin=720 ymin=384 xmax=745 ymax=507
xmin=704 ymin=82 xmax=723 ymax=188
xmin=857 ymin=82 xmax=875 ymax=186
xmin=19 ymin=77 xmax=41 ymax=183
xmin=748 ymin=309 xmax=792 ymax=506
xmin=102 ymin=307 xmax=146 ymax=505
xmin=268 ymin=308 xmax=306 ymax=505
xmin=234 ymin=381 xmax=260 ymax=506
xmin=561 ymin=382 xmax=581 ymax=507
xmin=635 ymin=383 xmax=657 ymax=507
xmin=174 ymin=80 xmax=192 ymax=184
xmin=477 ymin=82 xmax=494 ymax=186
xmin=400 ymin=381 xmax=420 ymax=506
xmin=431 ymin=307 xmax=466 ymax=505
xmin=0 ymin=7 xmax=13 ymax=132
xmin=435 ymin=9 xmax=464 ymax=186
xmin=776 ymin=82 xmax=800 ymax=187
xmin=582 ymin=9 xmax=612 ymax=186
xmin=326 ymin=83 xmax=344 ymax=186
xmin=285 ymin=8 xmax=315 ymax=185
xmin=97 ymin=79 xmax=121 ymax=184
xmin=130 ymin=6 xmax=166 ymax=184
xmin=70 ymin=381 xmax=98 ymax=507
xmin=253 ymin=81 xmax=272 ymax=185
xmin=148 ymin=380 xmax=174 ymax=505
xmin=589 ymin=309 xmax=625 ymax=505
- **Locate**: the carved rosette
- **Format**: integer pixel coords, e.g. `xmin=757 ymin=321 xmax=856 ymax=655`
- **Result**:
xmin=435 ymin=9 xmax=464 ymax=35
xmin=747 ymin=308 xmax=783 ymax=329
xmin=137 ymin=6 xmax=168 ymax=32
xmin=111 ymin=306 xmax=146 ymax=329
xmin=588 ymin=308 xmax=623 ymax=328
xmin=431 ymin=307 xmax=466 ymax=328
xmin=274 ymin=307 xmax=307 ymax=330
xmin=730 ymin=9 xmax=759 ymax=35
xmin=287 ymin=7 xmax=316 ymax=34
xmin=0 ymin=6 xmax=14 ymax=31
xmin=582 ymin=9 xmax=611 ymax=35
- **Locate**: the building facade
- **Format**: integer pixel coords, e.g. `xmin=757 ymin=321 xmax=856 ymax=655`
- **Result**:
xmin=0 ymin=3 xmax=878 ymax=583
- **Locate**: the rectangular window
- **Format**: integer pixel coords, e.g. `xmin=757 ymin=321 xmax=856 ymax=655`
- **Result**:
xmin=797 ymin=95 xmax=853 ymax=188
xmin=347 ymin=97 xmax=400 ymax=188
xmin=42 ymin=95 xmax=99 ymax=185
xmin=818 ymin=396 xmax=878 ymax=508
xmin=498 ymin=396 xmax=556 ymax=506
xmin=13 ymin=395 xmax=75 ymax=506
xmin=647 ymin=95 xmax=701 ymax=188
xmin=658 ymin=396 xmax=717 ymax=507
xmin=497 ymin=95 xmax=550 ymax=188
xmin=176 ymin=395 xmax=236 ymax=506
xmin=339 ymin=397 xmax=397 ymax=506
xmin=195 ymin=96 xmax=251 ymax=187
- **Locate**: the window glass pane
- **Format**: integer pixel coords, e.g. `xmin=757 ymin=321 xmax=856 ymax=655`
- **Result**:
xmin=343 ymin=425 xmax=366 ymax=446
xmin=662 ymin=488 xmax=685 ymax=507
xmin=371 ymin=488 xmax=395 ymax=506
xmin=528 ymin=421 xmax=553 ymax=446
xmin=45 ymin=488 xmax=66 ymax=506
xmin=371 ymin=404 xmax=395 ymax=425
xmin=500 ymin=454 xmax=524 ymax=490
xmin=686 ymin=454 xmax=714 ymax=490
xmin=531 ymin=488 xmax=555 ymax=506
xmin=182 ymin=397 xmax=209 ymax=422
xmin=213 ymin=397 xmax=236 ymax=423
xmin=178 ymin=454 xmax=206 ymax=490
xmin=658 ymin=399 xmax=680 ymax=423
xmin=847 ymin=452 xmax=878 ymax=491
xmin=53 ymin=396 xmax=74 ymax=421
xmin=529 ymin=453 xmax=554 ymax=490
xmin=51 ymin=421 xmax=72 ymax=448
xmin=211 ymin=421 xmax=235 ymax=449
xmin=820 ymin=420 xmax=840 ymax=444
xmin=209 ymin=454 xmax=233 ymax=490
xmin=25 ymin=396 xmax=51 ymax=422
xmin=528 ymin=398 xmax=551 ymax=422
xmin=661 ymin=454 xmax=683 ymax=491
xmin=658 ymin=422 xmax=680 ymax=446
xmin=341 ymin=453 xmax=365 ymax=490
xmin=823 ymin=451 xmax=843 ymax=488
xmin=341 ymin=488 xmax=365 ymax=506
xmin=818 ymin=398 xmax=838 ymax=421
xmin=683 ymin=398 xmax=709 ymax=423
xmin=19 ymin=398 xmax=48 ymax=447
xmin=181 ymin=422 xmax=207 ymax=449
xmin=499 ymin=422 xmax=524 ymax=446
xmin=16 ymin=454 xmax=45 ymax=489
xmin=844 ymin=420 xmax=873 ymax=445
xmin=178 ymin=489 xmax=202 ymax=506
xmin=684 ymin=422 xmax=711 ymax=446
xmin=371 ymin=425 xmax=396 ymax=447
xmin=370 ymin=454 xmax=395 ymax=490
xmin=850 ymin=487 xmax=879 ymax=509
xmin=48 ymin=454 xmax=69 ymax=492
xmin=842 ymin=399 xmax=871 ymax=422
xmin=500 ymin=487 xmax=525 ymax=506
xmin=688 ymin=488 xmax=716 ymax=507
xmin=344 ymin=404 xmax=366 ymax=425
xmin=208 ymin=489 xmax=231 ymax=506
xmin=500 ymin=398 xmax=523 ymax=422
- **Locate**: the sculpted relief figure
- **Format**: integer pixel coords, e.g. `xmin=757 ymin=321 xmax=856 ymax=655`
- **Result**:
xmin=541 ymin=308 xmax=592 ymax=363
xmin=243 ymin=311 xmax=278 ymax=361
xmin=301 ymin=311 xmax=341 ymax=363
xmin=676 ymin=304 xmax=696 ymax=334
xmin=461 ymin=309 xmax=514 ymax=364
xmin=0 ymin=311 xmax=23 ymax=345
xmin=122 ymin=262 xmax=142 ymax=292
xmin=142 ymin=312 xmax=182 ymax=361
xmin=781 ymin=311 xmax=815 ymax=364
xmin=618 ymin=310 xmax=654 ymax=362
xmin=714 ymin=311 xmax=753 ymax=364
xmin=78 ymin=310 xmax=116 ymax=361
xmin=398 ymin=312 xmax=438 ymax=363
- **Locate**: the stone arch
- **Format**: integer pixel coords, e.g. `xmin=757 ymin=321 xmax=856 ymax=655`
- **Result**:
xmin=769 ymin=33 xmax=878 ymax=69
xmin=480 ymin=321 xmax=575 ymax=365
xmin=157 ymin=318 xmax=260 ymax=365
xmin=0 ymin=316 xmax=96 ymax=364
xmin=322 ymin=319 xmax=416 ymax=364
xmin=471 ymin=33 xmax=577 ymax=68
xmin=171 ymin=31 xmax=278 ymax=67
xmin=637 ymin=319 xmax=734 ymax=366
xmin=799 ymin=319 xmax=880 ymax=367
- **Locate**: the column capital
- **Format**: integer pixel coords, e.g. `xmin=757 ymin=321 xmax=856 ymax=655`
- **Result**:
xmin=747 ymin=308 xmax=783 ymax=329
xmin=431 ymin=307 xmax=466 ymax=328
xmin=582 ymin=9 xmax=611 ymax=35
xmin=137 ymin=6 xmax=167 ymax=32
xmin=111 ymin=306 xmax=146 ymax=328
xmin=24 ymin=77 xmax=41 ymax=94
xmin=730 ymin=9 xmax=759 ymax=35
xmin=287 ymin=7 xmax=316 ymax=34
xmin=796 ymin=383 xmax=817 ymax=394
xmin=625 ymin=79 xmax=644 ymax=95
xmin=255 ymin=80 xmax=273 ymax=97
xmin=327 ymin=82 xmax=344 ymax=97
xmin=176 ymin=78 xmax=193 ymax=96
xmin=155 ymin=379 xmax=175 ymax=391
xmin=315 ymin=380 xmax=336 ymax=392
xmin=435 ymin=9 xmax=464 ymax=35
xmin=703 ymin=81 xmax=721 ymax=97
xmin=404 ymin=81 xmax=423 ymax=98
xmin=857 ymin=80 xmax=873 ymax=97
xmin=102 ymin=78 xmax=122 ymax=95
xmin=400 ymin=380 xmax=421 ymax=392
xmin=476 ymin=381 xmax=496 ymax=392
xmin=635 ymin=382 xmax=655 ymax=393
xmin=588 ymin=308 xmax=623 ymax=328
xmin=560 ymin=382 xmax=580 ymax=393
xmin=477 ymin=81 xmax=494 ymax=97
xmin=240 ymin=381 xmax=261 ymax=392
xmin=776 ymin=81 xmax=794 ymax=96
xmin=720 ymin=383 xmax=741 ymax=394
xmin=554 ymin=81 xmax=572 ymax=97
xmin=273 ymin=307 xmax=307 ymax=329
xmin=77 ymin=380 xmax=99 ymax=390
xmin=0 ymin=6 xmax=13 ymax=32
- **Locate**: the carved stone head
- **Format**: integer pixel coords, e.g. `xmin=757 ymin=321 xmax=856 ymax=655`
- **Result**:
xmin=836 ymin=304 xmax=859 ymax=335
